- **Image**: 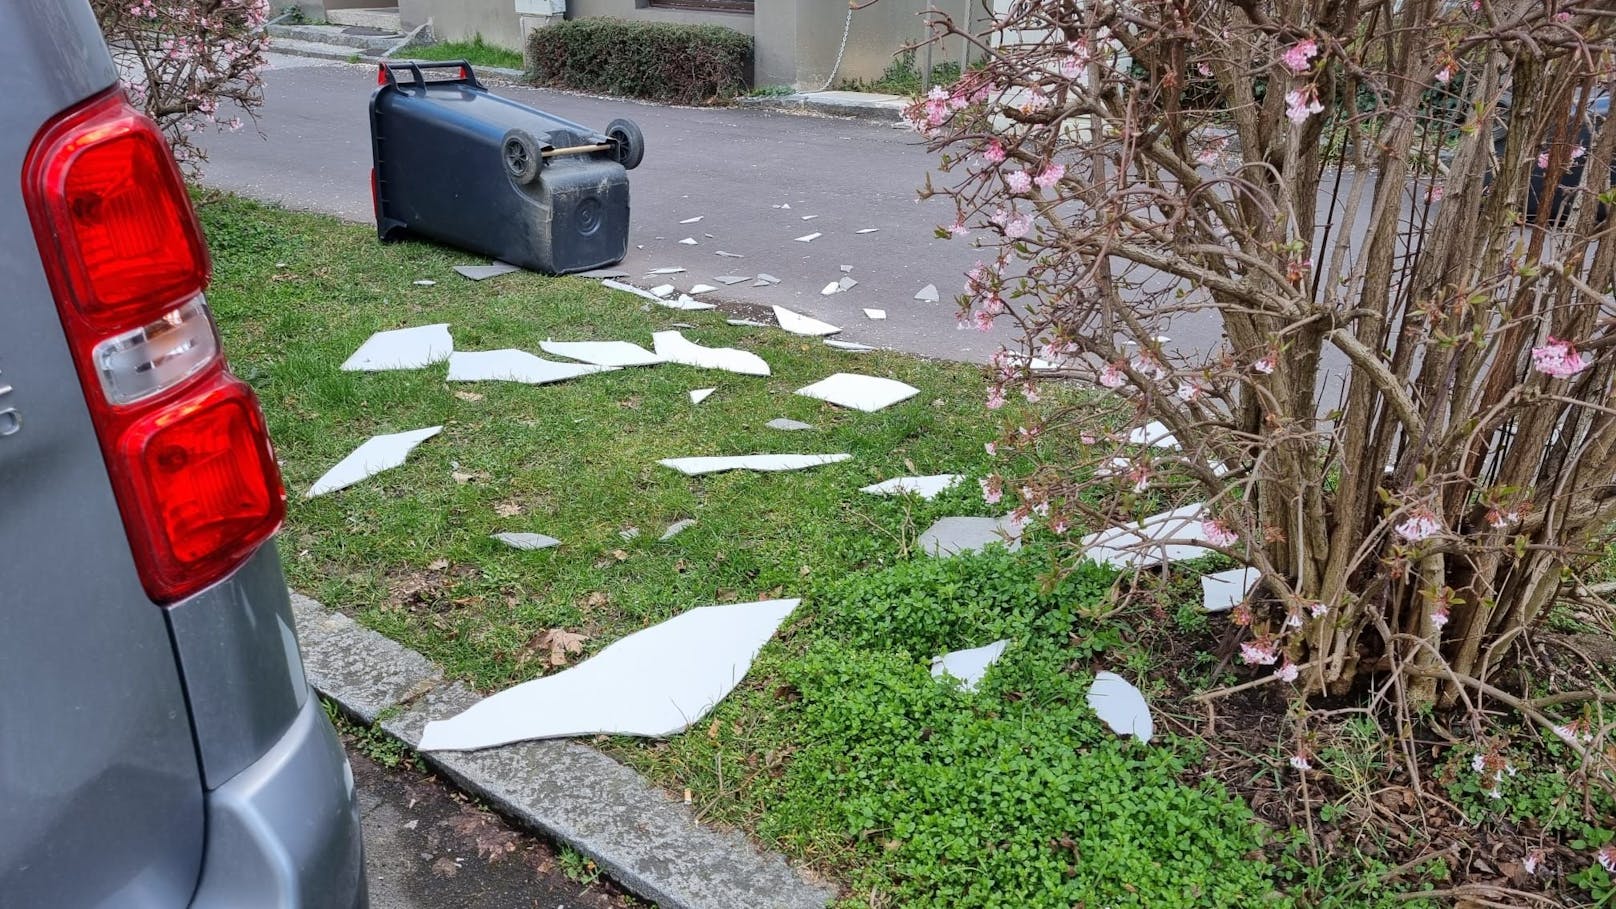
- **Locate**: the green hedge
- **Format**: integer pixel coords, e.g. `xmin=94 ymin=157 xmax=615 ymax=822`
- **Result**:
xmin=526 ymin=18 xmax=751 ymax=105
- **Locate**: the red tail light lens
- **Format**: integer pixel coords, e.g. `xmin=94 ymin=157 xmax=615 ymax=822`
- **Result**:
xmin=24 ymin=88 xmax=284 ymax=604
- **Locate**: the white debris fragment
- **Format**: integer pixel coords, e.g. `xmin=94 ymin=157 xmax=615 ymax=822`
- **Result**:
xmin=796 ymin=373 xmax=917 ymax=412
xmin=727 ymin=318 xmax=770 ymax=328
xmin=840 ymin=265 xmax=854 ymax=273
xmin=931 ymin=640 xmax=1009 ymax=691
xmin=838 ymin=277 xmax=858 ymax=291
xmin=446 ymin=350 xmax=619 ymax=385
xmin=821 ymin=282 xmax=842 ymax=296
xmin=1201 ymin=567 xmax=1258 ymax=613
xmin=306 ymin=426 xmax=442 ymax=498
xmin=765 ymin=418 xmax=814 ymax=431
xmin=647 ymin=267 xmax=687 ymax=275
xmin=453 ymin=261 xmax=520 ymax=281
xmin=715 ymin=251 xmax=745 ymax=258
xmin=1079 ymin=504 xmax=1212 ymax=568
xmin=773 ymin=306 xmax=842 ymax=336
xmin=714 ymin=275 xmax=751 ymax=285
xmin=689 ymin=388 xmax=716 ymax=404
xmin=601 ymin=279 xmax=665 ymax=302
xmin=863 ymin=308 xmax=887 ymax=320
xmin=918 ymin=515 xmax=1025 ymax=556
xmin=650 ymin=284 xmax=676 ymax=298
xmin=619 ymin=527 xmax=641 ymax=541
xmin=492 ymin=532 xmax=560 ymax=551
xmin=340 ymin=324 xmax=453 ymax=372
xmin=412 ymin=279 xmax=436 ymax=286
xmin=801 ymin=215 xmax=818 ymax=220
xmin=914 ymin=284 xmax=940 ymax=303
xmin=1087 ymin=672 xmax=1154 ymax=743
xmin=659 ymin=519 xmax=696 ymax=541
xmin=539 ymin=340 xmax=663 ymax=367
xmin=680 ymin=216 xmax=704 ymax=224
xmin=1126 ymin=421 xmax=1181 ymax=450
xmin=754 ymin=273 xmax=781 ymax=285
xmin=417 ymin=599 xmax=801 ymax=750
xmin=795 ymin=233 xmax=822 ymax=243
xmin=679 ymin=238 xmax=699 ymax=246
xmin=657 ymin=454 xmax=851 ymax=476
xmin=658 ymin=294 xmax=717 ymax=311
xmin=860 ymin=474 xmax=962 ymax=500
xmin=688 ymin=284 xmax=718 ymax=294
xmin=652 ymin=330 xmax=771 ymax=376
xmin=824 ymin=340 xmax=876 ymax=352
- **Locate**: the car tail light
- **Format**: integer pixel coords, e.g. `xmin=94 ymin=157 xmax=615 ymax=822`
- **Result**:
xmin=23 ymin=89 xmax=285 ymax=604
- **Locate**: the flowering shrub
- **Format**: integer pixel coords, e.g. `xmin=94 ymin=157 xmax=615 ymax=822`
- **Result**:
xmin=902 ymin=0 xmax=1615 ymax=833
xmin=93 ymin=0 xmax=270 ymax=173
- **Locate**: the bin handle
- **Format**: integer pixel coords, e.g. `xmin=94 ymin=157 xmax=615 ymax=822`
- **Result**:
xmin=377 ymin=59 xmax=485 ymax=91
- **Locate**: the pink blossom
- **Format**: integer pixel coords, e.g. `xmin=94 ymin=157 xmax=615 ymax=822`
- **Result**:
xmin=947 ymin=220 xmax=969 ymax=238
xmin=1196 ymin=62 xmax=1214 ymax=78
xmin=1099 ymin=364 xmax=1125 ymax=388
xmin=1018 ymin=91 xmax=1050 ymax=115
xmin=1284 ymin=87 xmax=1324 ymax=125
xmin=980 ymin=476 xmax=1003 ymax=505
xmin=1080 ymin=432 xmax=1097 ymax=445
xmin=1051 ymin=517 xmax=1070 ymax=535
xmin=1284 ymin=608 xmax=1304 ymax=630
xmin=1275 ymin=661 xmax=1300 ymax=683
xmin=1430 ymin=604 xmax=1450 ymax=630
xmin=1426 ymin=183 xmax=1445 ymax=203
xmin=1572 ymin=145 xmax=1587 ymax=160
xmin=1196 ymin=146 xmax=1219 ymax=166
xmin=1202 ymin=519 xmax=1238 ymax=547
xmin=1253 ymin=352 xmax=1277 ymax=374
xmin=1486 ymin=507 xmax=1521 ymax=528
xmin=1232 ymin=604 xmax=1254 ymax=627
xmin=1034 ymin=163 xmax=1065 ymax=189
xmin=1555 ymin=11 xmax=1573 ymax=23
xmin=1523 ymin=850 xmax=1543 ymax=875
xmin=1308 ymin=601 xmax=1330 ymax=619
xmin=1130 ymin=352 xmax=1167 ymax=381
xmin=1538 ymin=150 xmax=1552 ymax=169
xmin=984 ymin=441 xmax=998 ymax=456
xmin=1176 ymin=380 xmax=1203 ymax=402
xmin=982 ymin=139 xmax=1006 ymax=164
xmin=986 ymin=386 xmax=1006 ymax=409
xmin=1552 ymin=719 xmax=1592 ymax=745
xmin=1240 ymin=640 xmax=1279 ymax=665
xmin=1005 ymin=169 xmax=1033 ymax=194
xmin=1021 ymin=383 xmax=1040 ymax=403
xmin=1127 ymin=462 xmax=1151 ymax=494
xmin=1434 ymin=64 xmax=1454 ymax=85
xmin=973 ymin=310 xmax=995 ymax=332
xmin=1597 ymin=845 xmax=1616 ymax=874
xmin=1004 ymin=214 xmax=1033 ymax=239
xmin=1396 ymin=508 xmax=1442 ymax=542
xmin=1289 ymin=753 xmax=1312 ymax=771
xmin=1281 ymin=39 xmax=1319 ymax=74
xmin=1531 ymin=336 xmax=1591 ymax=378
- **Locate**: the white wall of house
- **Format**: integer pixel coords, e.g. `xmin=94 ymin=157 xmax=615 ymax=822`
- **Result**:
xmin=400 ymin=0 xmax=530 ymax=49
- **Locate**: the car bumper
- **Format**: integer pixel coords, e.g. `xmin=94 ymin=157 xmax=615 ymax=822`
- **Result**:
xmin=188 ymin=694 xmax=368 ymax=909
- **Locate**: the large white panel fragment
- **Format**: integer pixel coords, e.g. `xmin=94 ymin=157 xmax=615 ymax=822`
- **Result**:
xmin=652 ymin=331 xmax=771 ymax=376
xmin=1079 ymin=503 xmax=1213 ymax=568
xmin=657 ymin=454 xmax=851 ymax=476
xmin=918 ymin=515 xmax=1024 ymax=556
xmin=796 ymin=373 xmax=918 ymax=412
xmin=772 ymin=306 xmax=841 ymax=337
xmin=447 ymin=350 xmax=618 ymax=384
xmin=931 ymin=640 xmax=1009 ymax=691
xmin=539 ymin=340 xmax=663 ymax=367
xmin=418 ymin=599 xmax=800 ymax=750
xmin=306 ymin=426 xmax=442 ymax=498
xmin=860 ymin=475 xmax=962 ymax=500
xmin=1201 ymin=567 xmax=1258 ymax=613
xmin=1087 ymin=671 xmax=1154 ymax=742
xmin=340 ymin=324 xmax=453 ymax=371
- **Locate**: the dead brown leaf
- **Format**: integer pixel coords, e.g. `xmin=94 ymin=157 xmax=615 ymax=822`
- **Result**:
xmin=451 ymin=469 xmax=488 ymax=484
xmin=494 ymin=501 xmax=522 ymax=518
xmin=429 ymin=856 xmax=460 ymax=878
xmin=611 ymin=549 xmax=629 ymax=561
xmin=427 ymin=559 xmax=449 ymax=571
xmin=521 ymin=629 xmax=588 ymax=667
xmin=584 ymin=591 xmax=608 ymax=608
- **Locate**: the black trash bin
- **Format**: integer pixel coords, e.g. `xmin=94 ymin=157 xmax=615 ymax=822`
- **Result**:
xmin=369 ymin=61 xmax=644 ymax=275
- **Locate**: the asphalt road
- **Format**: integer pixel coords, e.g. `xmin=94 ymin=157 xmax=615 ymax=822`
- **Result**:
xmin=198 ymin=54 xmax=1012 ymax=363
xmin=351 ymin=744 xmax=633 ymax=909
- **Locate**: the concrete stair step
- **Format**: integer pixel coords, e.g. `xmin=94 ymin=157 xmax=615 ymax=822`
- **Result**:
xmin=267 ymin=37 xmax=373 ymax=62
xmin=268 ymin=22 xmax=399 ymax=53
xmin=326 ymin=6 xmax=402 ymax=30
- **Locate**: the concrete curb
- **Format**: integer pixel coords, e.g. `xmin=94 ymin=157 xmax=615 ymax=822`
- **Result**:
xmin=737 ymin=93 xmax=908 ymax=124
xmin=289 ymin=593 xmax=835 ymax=909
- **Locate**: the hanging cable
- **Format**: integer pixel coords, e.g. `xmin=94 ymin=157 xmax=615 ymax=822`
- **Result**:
xmin=816 ymin=2 xmax=856 ymax=92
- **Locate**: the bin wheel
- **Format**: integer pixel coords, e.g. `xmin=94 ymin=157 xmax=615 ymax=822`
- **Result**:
xmin=606 ymin=118 xmax=645 ymax=170
xmin=502 ymin=129 xmax=543 ymax=185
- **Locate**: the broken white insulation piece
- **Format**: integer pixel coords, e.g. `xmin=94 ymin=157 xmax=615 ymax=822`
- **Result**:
xmin=861 ymin=474 xmax=962 ymax=500
xmin=796 ymin=373 xmax=918 ymax=412
xmin=1201 ymin=567 xmax=1258 ymax=613
xmin=863 ymin=308 xmax=886 ymax=320
xmin=453 ymin=261 xmax=519 ymax=281
xmin=659 ymin=294 xmax=717 ymax=311
xmin=823 ymin=340 xmax=875 ymax=352
xmin=340 ymin=324 xmax=453 ymax=372
xmin=918 ymin=515 xmax=1025 ymax=556
xmin=659 ymin=519 xmax=696 ymax=541
xmin=539 ymin=340 xmax=662 ymax=367
xmin=795 ymin=233 xmax=822 ymax=242
xmin=446 ymin=350 xmax=618 ymax=385
xmin=821 ymin=282 xmax=841 ymax=296
xmin=658 ymin=454 xmax=850 ymax=476
xmin=1126 ymin=421 xmax=1181 ymax=450
xmin=1086 ymin=672 xmax=1154 ymax=742
xmin=306 ymin=426 xmax=442 ymax=498
xmin=1079 ymin=503 xmax=1212 ymax=568
xmin=689 ymin=388 xmax=716 ymax=404
xmin=931 ymin=640 xmax=1009 ymax=691
xmin=679 ymin=216 xmax=704 ymax=224
xmin=766 ymin=418 xmax=814 ymax=431
xmin=914 ymin=284 xmax=940 ymax=302
xmin=688 ymin=284 xmax=718 ymax=294
xmin=773 ymin=306 xmax=841 ymax=337
xmin=652 ymin=331 xmax=771 ymax=376
xmin=492 ymin=532 xmax=560 ymax=551
xmin=418 ymin=599 xmax=801 ymax=750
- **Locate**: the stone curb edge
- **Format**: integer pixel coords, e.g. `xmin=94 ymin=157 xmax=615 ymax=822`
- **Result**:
xmin=288 ymin=592 xmax=835 ymax=909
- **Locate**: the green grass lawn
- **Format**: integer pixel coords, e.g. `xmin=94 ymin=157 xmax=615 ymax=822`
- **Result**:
xmin=399 ymin=35 xmax=524 ymax=71
xmin=202 ymin=196 xmax=1304 ymax=908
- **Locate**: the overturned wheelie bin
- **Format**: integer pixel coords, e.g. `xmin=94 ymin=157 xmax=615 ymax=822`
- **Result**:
xmin=369 ymin=61 xmax=644 ymax=275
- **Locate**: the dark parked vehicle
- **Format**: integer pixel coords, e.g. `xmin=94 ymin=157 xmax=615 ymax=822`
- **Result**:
xmin=1495 ymin=90 xmax=1613 ymax=221
xmin=370 ymin=61 xmax=644 ymax=275
xmin=1 ymin=1 xmax=367 ymax=906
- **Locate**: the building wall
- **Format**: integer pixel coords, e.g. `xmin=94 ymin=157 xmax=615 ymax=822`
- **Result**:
xmin=786 ymin=0 xmax=973 ymax=91
xmin=399 ymin=0 xmax=530 ymax=49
